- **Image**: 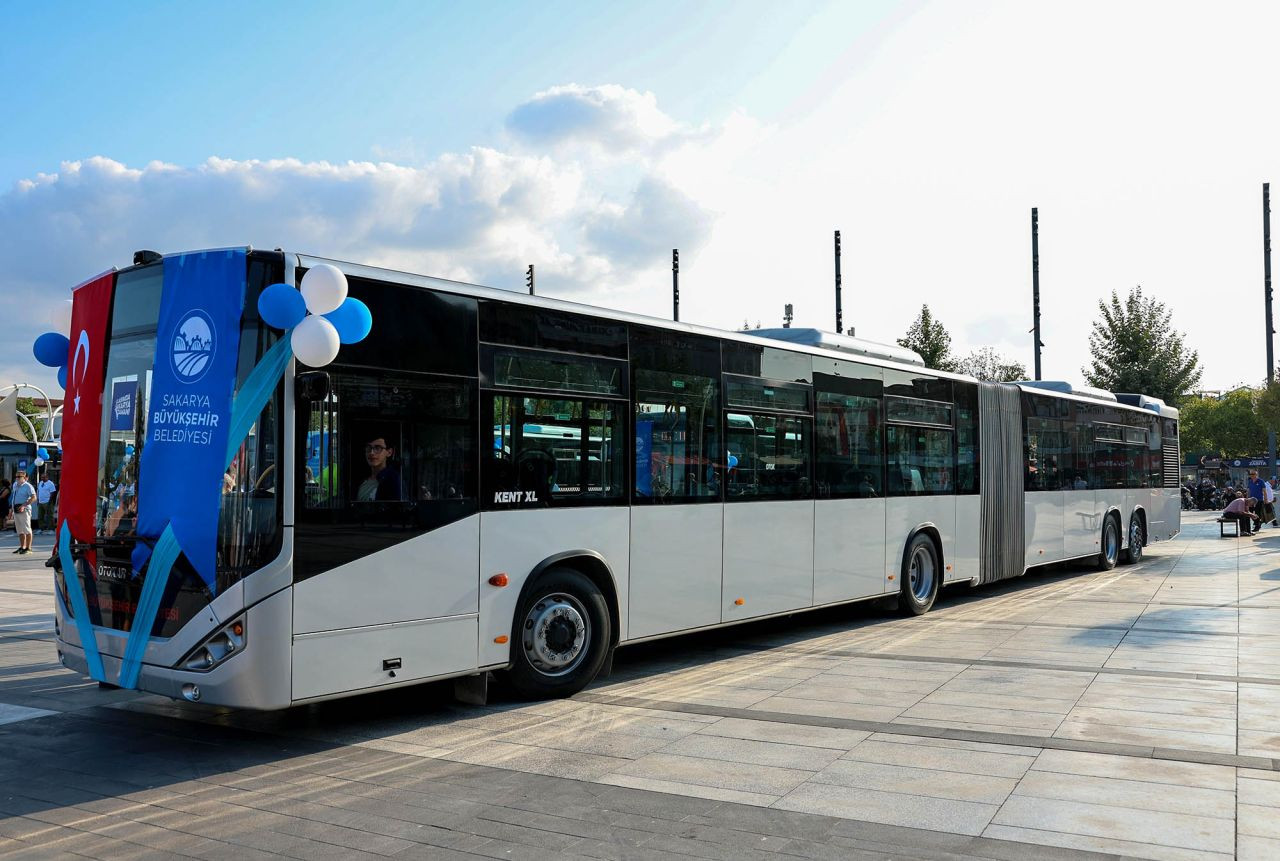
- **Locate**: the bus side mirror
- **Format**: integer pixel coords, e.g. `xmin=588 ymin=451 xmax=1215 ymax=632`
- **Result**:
xmin=296 ymin=372 xmax=331 ymax=403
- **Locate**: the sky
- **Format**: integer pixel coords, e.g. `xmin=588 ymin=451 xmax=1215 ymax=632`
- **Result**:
xmin=2 ymin=0 xmax=1278 ymax=400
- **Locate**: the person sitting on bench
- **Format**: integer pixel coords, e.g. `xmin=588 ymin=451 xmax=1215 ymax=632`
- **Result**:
xmin=1223 ymin=496 xmax=1261 ymax=535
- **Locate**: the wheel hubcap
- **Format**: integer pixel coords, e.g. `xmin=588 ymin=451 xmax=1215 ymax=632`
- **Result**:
xmin=523 ymin=593 xmax=589 ymax=678
xmin=908 ymin=547 xmax=935 ymax=601
xmin=1130 ymin=522 xmax=1142 ymax=559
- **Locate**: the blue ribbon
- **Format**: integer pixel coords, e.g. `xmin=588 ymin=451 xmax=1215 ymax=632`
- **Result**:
xmin=225 ymin=335 xmax=292 ymax=466
xmin=117 ymin=524 xmax=181 ymax=689
xmin=59 ymin=522 xmax=105 ymax=682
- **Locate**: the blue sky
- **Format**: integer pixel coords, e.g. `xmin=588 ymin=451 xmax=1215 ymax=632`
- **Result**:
xmin=1 ymin=1 xmax=901 ymax=184
xmin=2 ymin=0 xmax=1279 ymax=397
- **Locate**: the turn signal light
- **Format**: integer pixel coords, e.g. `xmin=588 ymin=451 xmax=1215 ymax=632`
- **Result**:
xmin=734 ymin=598 xmax=745 ymax=606
xmin=494 ymin=635 xmax=509 ymax=644
xmin=488 ymin=573 xmax=509 ymax=587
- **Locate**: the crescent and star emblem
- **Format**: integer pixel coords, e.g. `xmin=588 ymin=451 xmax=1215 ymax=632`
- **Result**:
xmin=71 ymin=330 xmax=89 ymax=414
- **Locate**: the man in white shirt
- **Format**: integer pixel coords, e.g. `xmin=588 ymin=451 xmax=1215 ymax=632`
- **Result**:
xmin=36 ymin=473 xmax=56 ymax=534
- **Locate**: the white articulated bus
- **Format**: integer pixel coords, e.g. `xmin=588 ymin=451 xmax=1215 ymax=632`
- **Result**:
xmin=55 ymin=249 xmax=1181 ymax=708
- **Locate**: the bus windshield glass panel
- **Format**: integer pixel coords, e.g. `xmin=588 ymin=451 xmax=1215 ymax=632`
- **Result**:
xmin=84 ymin=255 xmax=285 ymax=635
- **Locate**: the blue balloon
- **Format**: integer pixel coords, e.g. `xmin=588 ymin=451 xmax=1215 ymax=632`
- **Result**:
xmin=257 ymin=283 xmax=307 ymax=330
xmin=125 ymin=444 xmax=135 ymax=456
xmin=33 ymin=332 xmax=70 ymax=367
xmin=37 ymin=447 xmax=49 ymax=461
xmin=324 ymin=297 xmax=372 ymax=345
xmin=727 ymin=454 xmax=739 ymax=469
xmin=56 ymin=364 xmax=67 ymax=390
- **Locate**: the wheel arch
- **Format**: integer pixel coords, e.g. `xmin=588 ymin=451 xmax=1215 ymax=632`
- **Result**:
xmin=901 ymin=523 xmax=944 ymax=574
xmin=520 ymin=550 xmax=621 ymax=649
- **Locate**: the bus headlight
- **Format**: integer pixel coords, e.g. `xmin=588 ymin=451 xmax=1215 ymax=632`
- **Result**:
xmin=179 ymin=617 xmax=246 ymax=673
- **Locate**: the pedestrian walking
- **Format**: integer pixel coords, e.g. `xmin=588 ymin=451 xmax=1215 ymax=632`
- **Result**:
xmin=9 ymin=471 xmax=35 ymax=554
xmin=1267 ymin=477 xmax=1278 ymax=527
xmin=36 ymin=472 xmax=56 ymax=534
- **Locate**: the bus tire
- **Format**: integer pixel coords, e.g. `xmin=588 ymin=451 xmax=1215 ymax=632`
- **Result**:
xmin=1123 ymin=515 xmax=1144 ymax=564
xmin=898 ymin=533 xmax=939 ymax=616
xmin=505 ymin=567 xmax=611 ymax=700
xmin=1098 ymin=515 xmax=1120 ymax=570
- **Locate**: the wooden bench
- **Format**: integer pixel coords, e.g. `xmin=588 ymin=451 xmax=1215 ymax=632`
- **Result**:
xmin=1218 ymin=517 xmax=1239 ymax=538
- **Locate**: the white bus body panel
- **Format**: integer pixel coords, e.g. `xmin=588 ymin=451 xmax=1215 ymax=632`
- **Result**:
xmin=1063 ymin=490 xmax=1099 ymax=559
xmin=1025 ymin=491 xmax=1065 ymax=566
xmin=723 ymin=500 xmax=815 ymax=621
xmin=478 ymin=507 xmax=630 ymax=665
xmin=884 ymin=497 xmax=955 ymax=584
xmin=952 ymin=495 xmax=980 ymax=582
xmin=291 ymin=517 xmax=481 ymax=700
xmin=814 ymin=498 xmax=886 ymax=604
xmin=629 ymin=504 xmax=723 ymax=639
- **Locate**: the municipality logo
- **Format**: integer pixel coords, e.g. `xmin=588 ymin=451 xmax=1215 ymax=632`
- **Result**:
xmin=170 ymin=309 xmax=216 ymax=383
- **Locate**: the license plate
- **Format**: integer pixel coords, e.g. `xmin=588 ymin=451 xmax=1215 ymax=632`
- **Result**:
xmin=96 ymin=564 xmax=131 ymax=582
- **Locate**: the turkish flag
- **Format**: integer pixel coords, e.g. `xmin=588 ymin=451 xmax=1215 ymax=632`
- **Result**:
xmin=59 ymin=272 xmax=115 ymax=544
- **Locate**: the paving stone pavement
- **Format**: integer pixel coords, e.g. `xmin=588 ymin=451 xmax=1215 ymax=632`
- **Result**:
xmin=3 ymin=512 xmax=1280 ymax=859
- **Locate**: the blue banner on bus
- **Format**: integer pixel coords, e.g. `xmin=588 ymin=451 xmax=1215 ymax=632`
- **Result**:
xmin=134 ymin=250 xmax=246 ymax=593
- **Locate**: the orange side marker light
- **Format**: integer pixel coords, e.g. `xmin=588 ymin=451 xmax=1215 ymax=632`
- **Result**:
xmin=489 ymin=573 xmax=509 ymax=587
xmin=734 ymin=598 xmax=745 ymax=606
xmin=494 ymin=635 xmax=509 ymax=644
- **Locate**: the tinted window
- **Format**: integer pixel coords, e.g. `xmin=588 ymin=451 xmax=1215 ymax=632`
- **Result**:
xmin=725 ymin=412 xmax=812 ymax=500
xmin=485 ymin=395 xmax=624 ymax=508
xmin=331 ymin=277 xmax=478 ymax=377
xmin=724 ymin=376 xmax=811 ymax=413
xmin=886 ymin=426 xmax=953 ymax=495
xmin=295 ymin=372 xmax=478 ymax=581
xmin=1025 ymin=417 xmax=1068 ymax=491
xmin=635 ymin=370 xmax=720 ymax=502
xmin=723 ymin=342 xmax=813 ymax=382
xmin=814 ymin=372 xmax=882 ymax=498
xmin=884 ymin=371 xmax=951 ymax=403
xmin=885 ymin=396 xmax=952 ymax=426
xmin=955 ymin=382 xmax=979 ymax=494
xmin=484 ymin=346 xmax=625 ymax=397
xmin=480 ymin=301 xmax=627 ymax=358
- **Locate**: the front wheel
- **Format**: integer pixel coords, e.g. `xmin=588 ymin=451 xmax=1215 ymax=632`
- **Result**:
xmin=898 ymin=533 xmax=940 ymax=616
xmin=1123 ymin=517 xmax=1144 ymax=564
xmin=505 ymin=567 xmax=611 ymax=700
xmin=1097 ymin=516 xmax=1120 ymax=570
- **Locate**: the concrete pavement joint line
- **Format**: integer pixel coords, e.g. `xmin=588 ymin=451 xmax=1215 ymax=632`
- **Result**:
xmin=577 ymin=692 xmax=1280 ymax=772
xmin=718 ymin=643 xmax=1280 ymax=687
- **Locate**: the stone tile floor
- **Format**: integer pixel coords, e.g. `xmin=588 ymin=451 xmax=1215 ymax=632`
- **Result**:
xmin=2 ymin=511 xmax=1279 ymax=859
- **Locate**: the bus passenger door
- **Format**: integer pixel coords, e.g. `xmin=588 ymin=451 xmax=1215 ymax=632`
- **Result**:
xmin=722 ymin=410 xmax=815 ymax=621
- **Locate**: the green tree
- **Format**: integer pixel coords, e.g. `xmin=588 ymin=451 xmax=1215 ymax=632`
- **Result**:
xmin=1178 ymin=389 xmax=1266 ymax=457
xmin=1082 ymin=285 xmax=1202 ymax=405
xmin=897 ymin=305 xmax=955 ymax=371
xmin=955 ymin=347 xmax=1027 ymax=382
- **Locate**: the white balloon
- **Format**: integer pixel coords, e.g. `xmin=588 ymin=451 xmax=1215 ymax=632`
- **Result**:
xmin=291 ymin=315 xmax=341 ymax=367
xmin=50 ymin=299 xmax=73 ymax=332
xmin=300 ymin=263 xmax=348 ymax=315
xmin=33 ymin=457 xmax=44 ymax=467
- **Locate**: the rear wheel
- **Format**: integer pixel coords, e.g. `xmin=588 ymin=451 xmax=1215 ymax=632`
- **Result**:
xmin=1097 ymin=516 xmax=1120 ymax=570
xmin=898 ymin=533 xmax=940 ymax=616
xmin=1123 ymin=516 xmax=1144 ymax=564
xmin=505 ymin=567 xmax=611 ymax=700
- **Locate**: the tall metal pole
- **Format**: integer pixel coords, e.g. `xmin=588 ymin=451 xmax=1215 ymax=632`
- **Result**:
xmin=672 ymin=248 xmax=680 ymax=322
xmin=1031 ymin=208 xmax=1042 ymax=380
xmin=834 ymin=230 xmax=843 ymax=334
xmin=1264 ymin=183 xmax=1275 ymax=479
xmin=526 ymin=264 xmax=535 ymax=296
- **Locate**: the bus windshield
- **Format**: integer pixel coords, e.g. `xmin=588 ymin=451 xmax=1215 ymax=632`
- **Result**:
xmin=64 ymin=254 xmax=285 ymax=637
